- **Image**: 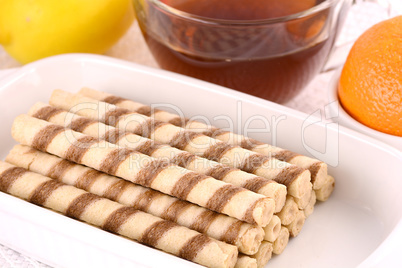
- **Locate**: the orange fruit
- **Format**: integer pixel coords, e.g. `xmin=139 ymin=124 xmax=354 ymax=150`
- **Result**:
xmin=338 ymin=15 xmax=402 ymax=137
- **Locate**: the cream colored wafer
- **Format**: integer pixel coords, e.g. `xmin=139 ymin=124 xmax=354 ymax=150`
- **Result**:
xmin=79 ymin=88 xmax=327 ymax=191
xmin=235 ymin=255 xmax=257 ymax=268
xmin=7 ymin=144 xmax=264 ymax=255
xmin=315 ymin=175 xmax=335 ymax=201
xmin=293 ymin=187 xmax=313 ymax=210
xmin=249 ymin=241 xmax=273 ymax=268
xmin=28 ymin=102 xmax=286 ymax=213
xmin=0 ymin=161 xmax=238 ymax=268
xmin=275 ymin=196 xmax=298 ymax=225
xmin=284 ymin=209 xmax=306 ymax=237
xmin=272 ymin=227 xmax=289 ymax=255
xmin=12 ymin=115 xmax=274 ymax=226
xmin=263 ymin=215 xmax=281 ymax=242
xmin=50 ymin=90 xmax=311 ymax=199
xmin=303 ymin=190 xmax=316 ymax=218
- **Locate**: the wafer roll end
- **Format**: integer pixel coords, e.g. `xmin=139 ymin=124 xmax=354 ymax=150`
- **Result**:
xmin=275 ymin=196 xmax=298 ymax=225
xmin=235 ymin=255 xmax=257 ymax=268
xmin=294 ymin=188 xmax=313 ymax=210
xmin=6 ymin=145 xmax=37 ymax=170
xmin=238 ymin=226 xmax=265 ymax=255
xmin=251 ymin=197 xmax=275 ymax=227
xmin=284 ymin=209 xmax=306 ymax=237
xmin=287 ymin=169 xmax=312 ymax=198
xmin=196 ymin=240 xmax=238 ymax=268
xmin=311 ymin=162 xmax=328 ymax=190
xmin=261 ymin=182 xmax=287 ymax=213
xmin=263 ymin=215 xmax=281 ymax=242
xmin=303 ymin=190 xmax=316 ymax=218
xmin=315 ymin=175 xmax=335 ymax=201
xmin=250 ymin=241 xmax=273 ymax=268
xmin=272 ymin=227 xmax=289 ymax=255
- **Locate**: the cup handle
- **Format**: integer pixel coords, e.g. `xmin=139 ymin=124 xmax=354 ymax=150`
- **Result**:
xmin=322 ymin=0 xmax=394 ymax=72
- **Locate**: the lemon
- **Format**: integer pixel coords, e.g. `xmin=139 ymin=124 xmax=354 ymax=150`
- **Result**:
xmin=0 ymin=0 xmax=135 ymax=64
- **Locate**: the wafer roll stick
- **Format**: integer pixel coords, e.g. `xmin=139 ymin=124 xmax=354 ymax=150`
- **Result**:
xmin=316 ymin=175 xmax=335 ymax=201
xmin=272 ymin=227 xmax=289 ymax=255
xmin=284 ymin=209 xmax=306 ymax=237
xmin=263 ymin=215 xmax=281 ymax=242
xmin=0 ymin=161 xmax=238 ymax=268
xmin=303 ymin=190 xmax=316 ymax=218
xmin=275 ymin=196 xmax=298 ymax=225
xmin=12 ymin=115 xmax=274 ymax=226
xmin=50 ymin=90 xmax=311 ymax=199
xmin=7 ymin=145 xmax=264 ymax=255
xmin=28 ymin=102 xmax=286 ymax=213
xmin=235 ymin=255 xmax=257 ymax=268
xmin=79 ymin=88 xmax=327 ymax=191
xmin=250 ymin=241 xmax=273 ymax=268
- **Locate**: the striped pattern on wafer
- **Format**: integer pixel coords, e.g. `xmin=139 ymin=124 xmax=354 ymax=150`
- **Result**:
xmin=49 ymin=90 xmax=311 ymax=200
xmin=29 ymin=102 xmax=286 ymax=213
xmin=79 ymin=88 xmax=328 ymax=191
xmin=12 ymin=115 xmax=274 ymax=226
xmin=0 ymin=161 xmax=238 ymax=268
xmin=7 ymin=144 xmax=264 ymax=255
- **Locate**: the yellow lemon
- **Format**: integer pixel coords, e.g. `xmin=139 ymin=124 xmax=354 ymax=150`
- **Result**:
xmin=0 ymin=0 xmax=135 ymax=64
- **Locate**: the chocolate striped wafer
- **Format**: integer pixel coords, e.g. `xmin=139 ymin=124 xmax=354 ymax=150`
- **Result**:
xmin=28 ymin=102 xmax=286 ymax=213
xmin=7 ymin=144 xmax=264 ymax=255
xmin=235 ymin=255 xmax=257 ymax=268
xmin=0 ymin=161 xmax=238 ymax=268
xmin=79 ymin=88 xmax=328 ymax=191
xmin=50 ymin=90 xmax=311 ymax=200
xmin=12 ymin=115 xmax=274 ymax=226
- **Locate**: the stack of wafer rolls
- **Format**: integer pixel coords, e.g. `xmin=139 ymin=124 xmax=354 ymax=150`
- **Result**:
xmin=0 ymin=161 xmax=238 ymax=268
xmin=6 ymin=145 xmax=265 ymax=255
xmin=11 ymin=115 xmax=275 ymax=227
xmin=0 ymin=88 xmax=336 ymax=266
xmin=28 ymin=102 xmax=287 ymax=213
xmin=48 ymin=90 xmax=307 ymax=244
xmin=49 ymin=90 xmax=312 ymax=205
xmin=79 ymin=88 xmax=334 ymax=201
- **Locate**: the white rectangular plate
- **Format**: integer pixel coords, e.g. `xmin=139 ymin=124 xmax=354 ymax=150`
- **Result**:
xmin=0 ymin=54 xmax=401 ymax=268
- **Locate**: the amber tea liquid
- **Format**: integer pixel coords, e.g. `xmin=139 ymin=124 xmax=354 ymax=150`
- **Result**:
xmin=138 ymin=0 xmax=335 ymax=103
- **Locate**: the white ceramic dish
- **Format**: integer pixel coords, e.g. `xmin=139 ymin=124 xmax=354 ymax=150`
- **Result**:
xmin=328 ymin=69 xmax=402 ymax=152
xmin=0 ymin=54 xmax=401 ymax=268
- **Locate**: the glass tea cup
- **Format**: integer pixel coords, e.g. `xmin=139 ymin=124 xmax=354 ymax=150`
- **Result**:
xmin=133 ymin=0 xmax=352 ymax=103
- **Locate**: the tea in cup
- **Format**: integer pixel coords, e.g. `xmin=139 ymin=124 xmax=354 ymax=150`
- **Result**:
xmin=134 ymin=0 xmax=352 ymax=103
